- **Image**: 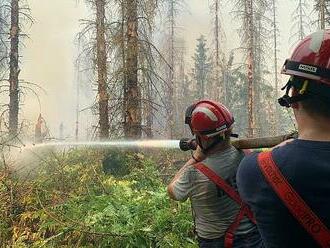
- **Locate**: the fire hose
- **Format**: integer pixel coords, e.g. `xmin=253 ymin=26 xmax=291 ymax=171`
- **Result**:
xmin=179 ymin=132 xmax=298 ymax=151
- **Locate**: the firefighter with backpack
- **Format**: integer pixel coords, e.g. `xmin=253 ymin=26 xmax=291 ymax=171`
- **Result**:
xmin=237 ymin=29 xmax=330 ymax=248
xmin=167 ymin=100 xmax=263 ymax=248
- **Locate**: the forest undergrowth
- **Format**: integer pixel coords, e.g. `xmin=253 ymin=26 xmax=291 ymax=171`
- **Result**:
xmin=0 ymin=148 xmax=197 ymax=248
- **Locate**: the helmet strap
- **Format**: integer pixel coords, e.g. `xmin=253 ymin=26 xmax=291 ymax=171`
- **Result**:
xmin=278 ymin=77 xmax=311 ymax=108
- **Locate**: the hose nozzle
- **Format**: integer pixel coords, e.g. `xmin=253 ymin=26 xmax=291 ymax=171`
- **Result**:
xmin=179 ymin=138 xmax=197 ymax=151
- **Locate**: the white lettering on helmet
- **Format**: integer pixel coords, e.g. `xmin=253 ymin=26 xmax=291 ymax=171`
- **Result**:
xmin=298 ymin=64 xmax=317 ymax=73
xmin=310 ymin=30 xmax=325 ymax=53
xmin=193 ymin=107 xmax=218 ymax=121
xmin=216 ymin=124 xmax=227 ymax=131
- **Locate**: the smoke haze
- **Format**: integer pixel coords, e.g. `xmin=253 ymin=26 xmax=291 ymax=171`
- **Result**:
xmin=18 ymin=0 xmax=309 ymax=139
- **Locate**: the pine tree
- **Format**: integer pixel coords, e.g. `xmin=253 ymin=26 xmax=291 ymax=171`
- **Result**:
xmin=290 ymin=0 xmax=311 ymax=42
xmin=314 ymin=0 xmax=330 ymax=28
xmin=232 ymin=0 xmax=275 ymax=137
xmin=192 ymin=35 xmax=212 ymax=100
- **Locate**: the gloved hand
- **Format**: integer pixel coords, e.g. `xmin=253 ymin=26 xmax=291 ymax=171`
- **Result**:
xmin=192 ymin=146 xmax=207 ymax=162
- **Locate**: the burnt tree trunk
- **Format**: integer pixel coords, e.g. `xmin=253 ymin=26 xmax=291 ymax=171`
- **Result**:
xmin=320 ymin=0 xmax=326 ymax=29
xmin=166 ymin=0 xmax=175 ymax=139
xmin=9 ymin=0 xmax=19 ymax=136
xmin=96 ymin=0 xmax=109 ymax=139
xmin=123 ymin=0 xmax=142 ymax=138
xmin=214 ymin=0 xmax=223 ymax=102
xmin=272 ymin=0 xmax=279 ymax=135
xmin=298 ymin=0 xmax=304 ymax=40
xmin=145 ymin=81 xmax=153 ymax=138
xmin=246 ymin=0 xmax=255 ymax=138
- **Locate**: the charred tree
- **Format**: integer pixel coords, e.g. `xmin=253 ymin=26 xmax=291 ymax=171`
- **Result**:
xmin=75 ymin=60 xmax=80 ymax=141
xmin=175 ymin=39 xmax=188 ymax=136
xmin=144 ymin=81 xmax=153 ymax=138
xmin=211 ymin=0 xmax=224 ymax=102
xmin=0 ymin=4 xmax=7 ymax=78
xmin=233 ymin=0 xmax=270 ymax=137
xmin=96 ymin=0 xmax=109 ymax=139
xmin=166 ymin=0 xmax=175 ymax=138
xmin=78 ymin=0 xmax=173 ymax=138
xmin=214 ymin=0 xmax=221 ymax=101
xmin=320 ymin=0 xmax=326 ymax=28
xmin=272 ymin=0 xmax=280 ymax=134
xmin=246 ymin=0 xmax=256 ymax=138
xmin=123 ymin=0 xmax=142 ymax=139
xmin=8 ymin=0 xmax=19 ymax=136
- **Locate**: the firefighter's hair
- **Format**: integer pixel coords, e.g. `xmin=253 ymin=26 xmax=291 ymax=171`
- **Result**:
xmin=301 ymin=95 xmax=330 ymax=118
xmin=292 ymin=79 xmax=330 ymax=118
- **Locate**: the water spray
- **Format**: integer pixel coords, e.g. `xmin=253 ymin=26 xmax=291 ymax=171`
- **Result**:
xmin=22 ymin=139 xmax=181 ymax=151
xmin=20 ymin=131 xmax=297 ymax=152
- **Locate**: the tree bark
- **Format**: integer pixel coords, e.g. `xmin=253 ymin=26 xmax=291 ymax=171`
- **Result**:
xmin=166 ymin=0 xmax=175 ymax=139
xmin=272 ymin=0 xmax=279 ymax=135
xmin=145 ymin=82 xmax=153 ymax=138
xmin=298 ymin=0 xmax=304 ymax=40
xmin=214 ymin=0 xmax=223 ymax=102
xmin=246 ymin=0 xmax=255 ymax=138
xmin=9 ymin=0 xmax=19 ymax=136
xmin=320 ymin=0 xmax=326 ymax=29
xmin=75 ymin=61 xmax=80 ymax=141
xmin=96 ymin=0 xmax=109 ymax=139
xmin=123 ymin=0 xmax=142 ymax=138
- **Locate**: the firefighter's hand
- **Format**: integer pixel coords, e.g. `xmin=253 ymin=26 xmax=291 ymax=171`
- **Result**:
xmin=192 ymin=146 xmax=207 ymax=162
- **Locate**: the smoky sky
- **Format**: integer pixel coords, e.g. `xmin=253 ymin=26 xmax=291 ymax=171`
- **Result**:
xmin=20 ymin=0 xmax=87 ymax=138
xmin=19 ymin=0 xmax=313 ymax=139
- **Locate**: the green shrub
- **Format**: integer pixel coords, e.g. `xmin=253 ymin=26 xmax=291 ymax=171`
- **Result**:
xmin=1 ymin=149 xmax=197 ymax=247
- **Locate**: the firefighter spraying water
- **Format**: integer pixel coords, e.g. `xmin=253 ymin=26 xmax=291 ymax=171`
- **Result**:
xmin=168 ymin=100 xmax=263 ymax=248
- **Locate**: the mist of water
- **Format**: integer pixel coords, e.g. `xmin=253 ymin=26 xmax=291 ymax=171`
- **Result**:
xmin=6 ymin=140 xmax=180 ymax=173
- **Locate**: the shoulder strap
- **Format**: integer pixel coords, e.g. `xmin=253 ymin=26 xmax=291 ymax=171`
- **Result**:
xmin=193 ymin=163 xmax=255 ymax=222
xmin=258 ymin=152 xmax=330 ymax=248
xmin=242 ymin=149 xmax=253 ymax=155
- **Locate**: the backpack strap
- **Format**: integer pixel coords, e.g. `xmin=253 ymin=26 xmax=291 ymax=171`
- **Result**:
xmin=194 ymin=163 xmax=256 ymax=248
xmin=258 ymin=151 xmax=330 ymax=248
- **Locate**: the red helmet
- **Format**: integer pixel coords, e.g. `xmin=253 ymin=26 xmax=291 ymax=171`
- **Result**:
xmin=281 ymin=29 xmax=330 ymax=85
xmin=187 ymin=100 xmax=234 ymax=140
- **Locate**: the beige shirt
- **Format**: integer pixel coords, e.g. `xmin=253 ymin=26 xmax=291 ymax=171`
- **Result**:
xmin=171 ymin=146 xmax=256 ymax=239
